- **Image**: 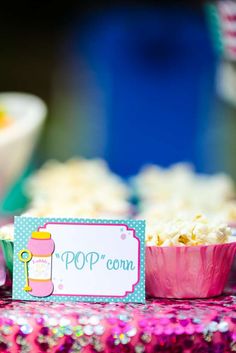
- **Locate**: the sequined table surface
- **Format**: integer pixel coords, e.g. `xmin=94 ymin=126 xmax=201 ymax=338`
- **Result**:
xmin=1 ymin=291 xmax=236 ymax=353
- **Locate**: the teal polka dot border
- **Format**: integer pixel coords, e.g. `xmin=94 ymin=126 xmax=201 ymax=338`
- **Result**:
xmin=13 ymin=217 xmax=146 ymax=304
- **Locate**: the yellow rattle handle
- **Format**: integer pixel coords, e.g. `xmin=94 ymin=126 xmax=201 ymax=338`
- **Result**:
xmin=18 ymin=249 xmax=32 ymax=292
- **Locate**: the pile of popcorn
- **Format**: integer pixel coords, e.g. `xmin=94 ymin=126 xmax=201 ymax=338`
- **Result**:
xmin=145 ymin=214 xmax=232 ymax=246
xmin=138 ymin=199 xmax=236 ymax=227
xmin=134 ymin=163 xmax=235 ymax=207
xmin=134 ymin=163 xmax=236 ymax=223
xmin=1 ymin=160 xmax=235 ymax=245
xmin=23 ymin=158 xmax=131 ymax=219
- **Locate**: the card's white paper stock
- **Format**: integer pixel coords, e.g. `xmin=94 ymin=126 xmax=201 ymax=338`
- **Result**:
xmin=13 ymin=217 xmax=145 ymax=303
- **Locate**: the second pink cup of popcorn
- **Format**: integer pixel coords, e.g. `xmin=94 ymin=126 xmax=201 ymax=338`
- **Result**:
xmin=146 ymin=241 xmax=236 ymax=299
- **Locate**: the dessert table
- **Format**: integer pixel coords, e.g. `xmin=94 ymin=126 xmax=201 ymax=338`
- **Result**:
xmin=1 ymin=287 xmax=236 ymax=353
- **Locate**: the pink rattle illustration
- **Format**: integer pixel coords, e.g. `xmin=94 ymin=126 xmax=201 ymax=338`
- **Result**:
xmin=19 ymin=231 xmax=55 ymax=297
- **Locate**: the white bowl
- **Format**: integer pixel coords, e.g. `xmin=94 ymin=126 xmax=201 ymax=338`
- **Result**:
xmin=0 ymin=93 xmax=47 ymax=197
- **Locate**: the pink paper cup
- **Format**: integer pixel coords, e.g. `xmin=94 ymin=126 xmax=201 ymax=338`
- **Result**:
xmin=146 ymin=240 xmax=236 ymax=299
xmin=226 ymin=224 xmax=236 ymax=290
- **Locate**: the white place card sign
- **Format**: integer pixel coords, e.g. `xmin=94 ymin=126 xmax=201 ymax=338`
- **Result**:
xmin=13 ymin=217 xmax=145 ymax=303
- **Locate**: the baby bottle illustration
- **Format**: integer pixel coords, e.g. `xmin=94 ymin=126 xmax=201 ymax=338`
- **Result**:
xmin=22 ymin=231 xmax=55 ymax=297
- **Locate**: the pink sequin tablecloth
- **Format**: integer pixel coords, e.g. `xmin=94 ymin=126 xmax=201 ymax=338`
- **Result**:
xmin=1 ymin=290 xmax=236 ymax=353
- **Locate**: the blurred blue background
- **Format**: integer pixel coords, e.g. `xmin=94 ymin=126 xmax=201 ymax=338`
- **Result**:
xmin=65 ymin=7 xmax=217 ymax=176
xmin=1 ymin=1 xmax=229 ymax=212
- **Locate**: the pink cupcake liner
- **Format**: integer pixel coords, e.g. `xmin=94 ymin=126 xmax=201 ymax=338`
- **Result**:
xmin=226 ymin=224 xmax=236 ymax=290
xmin=146 ymin=241 xmax=236 ymax=299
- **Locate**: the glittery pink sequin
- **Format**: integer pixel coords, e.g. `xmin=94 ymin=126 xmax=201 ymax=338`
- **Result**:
xmin=0 ymin=289 xmax=235 ymax=352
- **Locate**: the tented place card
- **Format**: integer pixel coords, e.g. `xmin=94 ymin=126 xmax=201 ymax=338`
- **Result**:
xmin=13 ymin=217 xmax=145 ymax=303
